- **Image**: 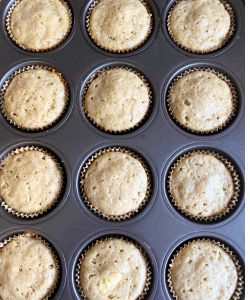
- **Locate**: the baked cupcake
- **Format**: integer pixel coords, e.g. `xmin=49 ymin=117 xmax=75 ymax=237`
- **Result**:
xmin=0 ymin=232 xmax=59 ymax=299
xmin=168 ymin=240 xmax=239 ymax=300
xmin=7 ymin=0 xmax=72 ymax=52
xmin=168 ymin=151 xmax=238 ymax=220
xmin=78 ymin=238 xmax=149 ymax=300
xmin=81 ymin=149 xmax=150 ymax=220
xmin=168 ymin=70 xmax=234 ymax=133
xmin=0 ymin=147 xmax=63 ymax=217
xmin=83 ymin=68 xmax=151 ymax=133
xmin=2 ymin=67 xmax=68 ymax=131
xmin=87 ymin=0 xmax=152 ymax=53
xmin=168 ymin=0 xmax=234 ymax=53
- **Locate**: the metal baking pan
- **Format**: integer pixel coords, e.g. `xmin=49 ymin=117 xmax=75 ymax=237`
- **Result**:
xmin=0 ymin=0 xmax=245 ymax=299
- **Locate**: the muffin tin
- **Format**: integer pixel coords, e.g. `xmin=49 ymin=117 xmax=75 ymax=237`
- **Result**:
xmin=0 ymin=0 xmax=245 ymax=299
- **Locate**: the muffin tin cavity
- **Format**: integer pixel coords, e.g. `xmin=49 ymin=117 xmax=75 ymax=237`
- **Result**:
xmin=75 ymin=144 xmax=156 ymax=223
xmin=71 ymin=231 xmax=158 ymax=300
xmin=0 ymin=229 xmax=66 ymax=300
xmin=163 ymin=145 xmax=244 ymax=225
xmin=80 ymin=63 xmax=154 ymax=135
xmin=81 ymin=0 xmax=159 ymax=57
xmin=162 ymin=0 xmax=241 ymax=57
xmin=0 ymin=141 xmax=70 ymax=222
xmin=163 ymin=234 xmax=245 ymax=300
xmin=0 ymin=63 xmax=71 ymax=133
xmin=5 ymin=0 xmax=73 ymax=53
xmin=162 ymin=62 xmax=243 ymax=138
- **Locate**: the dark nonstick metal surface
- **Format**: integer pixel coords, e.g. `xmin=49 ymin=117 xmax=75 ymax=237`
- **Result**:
xmin=0 ymin=0 xmax=245 ymax=299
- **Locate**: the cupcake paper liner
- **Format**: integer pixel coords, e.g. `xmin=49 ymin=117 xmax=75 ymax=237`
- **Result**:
xmin=167 ymin=237 xmax=244 ymax=300
xmin=0 ymin=231 xmax=61 ymax=300
xmin=80 ymin=147 xmax=153 ymax=222
xmin=75 ymin=235 xmax=152 ymax=299
xmin=0 ymin=64 xmax=70 ymax=132
xmin=86 ymin=0 xmax=153 ymax=54
xmin=0 ymin=146 xmax=65 ymax=219
xmin=82 ymin=66 xmax=153 ymax=134
xmin=166 ymin=67 xmax=238 ymax=135
xmin=6 ymin=0 xmax=73 ymax=53
xmin=167 ymin=0 xmax=236 ymax=54
xmin=167 ymin=149 xmax=241 ymax=223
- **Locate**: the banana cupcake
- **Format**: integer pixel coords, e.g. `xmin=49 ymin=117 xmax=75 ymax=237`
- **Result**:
xmin=7 ymin=0 xmax=72 ymax=52
xmin=168 ymin=152 xmax=237 ymax=220
xmin=168 ymin=240 xmax=239 ymax=300
xmin=168 ymin=0 xmax=234 ymax=53
xmin=168 ymin=70 xmax=234 ymax=133
xmin=83 ymin=68 xmax=151 ymax=133
xmin=2 ymin=67 xmax=68 ymax=131
xmin=78 ymin=238 xmax=149 ymax=300
xmin=0 ymin=147 xmax=63 ymax=217
xmin=87 ymin=0 xmax=152 ymax=53
xmin=0 ymin=233 xmax=59 ymax=300
xmin=82 ymin=150 xmax=150 ymax=220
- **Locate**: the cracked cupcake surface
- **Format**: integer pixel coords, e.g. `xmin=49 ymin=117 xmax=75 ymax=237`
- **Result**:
xmin=168 ymin=0 xmax=232 ymax=53
xmin=0 ymin=149 xmax=62 ymax=215
xmin=79 ymin=238 xmax=147 ymax=300
xmin=8 ymin=0 xmax=72 ymax=51
xmin=168 ymin=70 xmax=233 ymax=132
xmin=0 ymin=234 xmax=59 ymax=300
xmin=169 ymin=240 xmax=238 ymax=300
xmin=84 ymin=68 xmax=151 ymax=132
xmin=169 ymin=153 xmax=234 ymax=218
xmin=88 ymin=0 xmax=152 ymax=52
xmin=82 ymin=151 xmax=148 ymax=217
xmin=3 ymin=68 xmax=67 ymax=131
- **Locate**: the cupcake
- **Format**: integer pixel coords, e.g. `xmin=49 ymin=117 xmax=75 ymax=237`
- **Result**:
xmin=0 ymin=147 xmax=63 ymax=217
xmin=168 ymin=151 xmax=238 ymax=220
xmin=83 ymin=68 xmax=151 ymax=133
xmin=168 ymin=70 xmax=235 ymax=133
xmin=0 ymin=232 xmax=59 ymax=300
xmin=7 ymin=0 xmax=72 ymax=52
xmin=2 ymin=67 xmax=68 ymax=131
xmin=87 ymin=0 xmax=152 ymax=53
xmin=168 ymin=239 xmax=239 ymax=300
xmin=168 ymin=0 xmax=234 ymax=53
xmin=77 ymin=238 xmax=149 ymax=300
xmin=81 ymin=149 xmax=150 ymax=220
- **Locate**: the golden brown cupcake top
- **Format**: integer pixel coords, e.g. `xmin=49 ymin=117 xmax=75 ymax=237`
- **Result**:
xmin=3 ymin=68 xmax=67 ymax=130
xmin=169 ymin=152 xmax=234 ymax=218
xmin=84 ymin=68 xmax=151 ymax=132
xmin=0 ymin=234 xmax=58 ymax=300
xmin=89 ymin=0 xmax=152 ymax=52
xmin=169 ymin=70 xmax=233 ymax=132
xmin=169 ymin=240 xmax=238 ymax=300
xmin=83 ymin=151 xmax=148 ymax=217
xmin=80 ymin=238 xmax=147 ymax=300
xmin=169 ymin=0 xmax=231 ymax=52
xmin=0 ymin=149 xmax=62 ymax=215
xmin=9 ymin=0 xmax=72 ymax=51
